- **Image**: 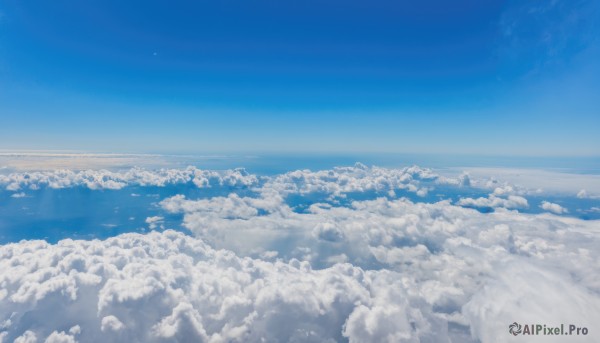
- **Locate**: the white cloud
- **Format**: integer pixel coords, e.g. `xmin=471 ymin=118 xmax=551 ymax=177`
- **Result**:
xmin=261 ymin=164 xmax=437 ymax=200
xmin=463 ymin=259 xmax=600 ymax=343
xmin=1 ymin=164 xmax=599 ymax=342
xmin=14 ymin=331 xmax=37 ymax=343
xmin=155 ymin=177 xmax=600 ymax=342
xmin=540 ymin=201 xmax=568 ymax=214
xmin=101 ymin=316 xmax=124 ymax=332
xmin=577 ymin=189 xmax=600 ymax=199
xmin=145 ymin=216 xmax=165 ymax=230
xmin=43 ymin=327 xmax=79 ymax=343
xmin=3 ymin=218 xmax=600 ymax=343
xmin=0 ymin=230 xmax=433 ymax=342
xmin=312 ymin=222 xmax=344 ymax=242
xmin=2 ymin=216 xmax=596 ymax=342
xmin=492 ymin=185 xmax=515 ymax=196
xmin=452 ymin=167 xmax=600 ymax=195
xmin=0 ymin=167 xmax=259 ymax=191
xmin=2 ymin=163 xmax=594 ymax=204
xmin=456 ymin=194 xmax=529 ymax=210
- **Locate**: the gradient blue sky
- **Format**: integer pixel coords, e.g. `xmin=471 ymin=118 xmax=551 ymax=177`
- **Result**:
xmin=0 ymin=0 xmax=598 ymax=155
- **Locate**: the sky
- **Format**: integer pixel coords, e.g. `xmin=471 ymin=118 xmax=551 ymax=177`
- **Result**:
xmin=1 ymin=2 xmax=600 ymax=338
xmin=0 ymin=0 xmax=599 ymax=155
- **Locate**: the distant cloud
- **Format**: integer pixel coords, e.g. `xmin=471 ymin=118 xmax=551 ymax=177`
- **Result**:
xmin=457 ymin=167 xmax=600 ymax=195
xmin=0 ymin=167 xmax=259 ymax=191
xmin=3 ymin=164 xmax=597 ymax=203
xmin=540 ymin=200 xmax=569 ymax=214
xmin=145 ymin=216 xmax=165 ymax=230
xmin=456 ymin=194 xmax=529 ymax=210
xmin=577 ymin=189 xmax=600 ymax=199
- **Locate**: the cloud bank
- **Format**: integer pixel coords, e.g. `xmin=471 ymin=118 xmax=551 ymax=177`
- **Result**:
xmin=1 ymin=164 xmax=599 ymax=342
xmin=0 ymin=167 xmax=258 ymax=191
xmin=0 ymin=230 xmax=441 ymax=342
xmin=3 ymin=164 xmax=599 ymax=201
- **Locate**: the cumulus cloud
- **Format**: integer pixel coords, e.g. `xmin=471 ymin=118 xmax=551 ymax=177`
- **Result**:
xmin=456 ymin=194 xmax=529 ymax=210
xmin=1 ymin=163 xmax=592 ymax=208
xmin=0 ymin=230 xmax=434 ymax=342
xmin=156 ymin=169 xmax=598 ymax=342
xmin=101 ymin=315 xmax=124 ymax=332
xmin=260 ymin=164 xmax=438 ymax=200
xmin=1 ymin=164 xmax=599 ymax=342
xmin=13 ymin=331 xmax=37 ymax=343
xmin=1 ymin=209 xmax=599 ymax=343
xmin=0 ymin=163 xmax=488 ymax=202
xmin=145 ymin=216 xmax=165 ymax=230
xmin=577 ymin=189 xmax=600 ymax=199
xmin=540 ymin=201 xmax=568 ymax=214
xmin=0 ymin=167 xmax=258 ymax=191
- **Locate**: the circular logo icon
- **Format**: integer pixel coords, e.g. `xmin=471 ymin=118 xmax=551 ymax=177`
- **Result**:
xmin=509 ymin=322 xmax=522 ymax=336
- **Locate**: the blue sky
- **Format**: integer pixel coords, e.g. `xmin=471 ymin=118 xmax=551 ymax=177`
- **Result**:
xmin=0 ymin=0 xmax=598 ymax=155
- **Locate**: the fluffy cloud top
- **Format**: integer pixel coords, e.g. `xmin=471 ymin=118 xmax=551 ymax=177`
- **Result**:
xmin=456 ymin=194 xmax=529 ymax=210
xmin=1 ymin=164 xmax=599 ymax=342
xmin=0 ymin=164 xmax=517 ymax=198
xmin=145 ymin=216 xmax=165 ymax=230
xmin=0 ymin=167 xmax=258 ymax=191
xmin=0 ymin=230 xmax=439 ymax=342
xmin=540 ymin=201 xmax=569 ymax=214
xmin=2 ymin=200 xmax=599 ymax=342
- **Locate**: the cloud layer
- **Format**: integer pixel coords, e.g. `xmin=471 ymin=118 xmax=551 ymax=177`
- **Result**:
xmin=0 ymin=167 xmax=258 ymax=191
xmin=0 ymin=230 xmax=442 ymax=342
xmin=2 ymin=203 xmax=599 ymax=342
xmin=1 ymin=164 xmax=600 ymax=342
